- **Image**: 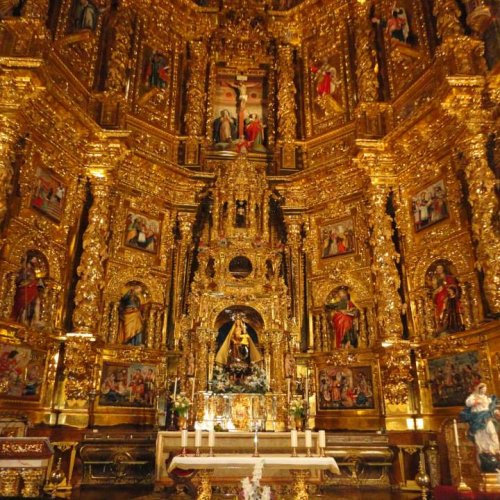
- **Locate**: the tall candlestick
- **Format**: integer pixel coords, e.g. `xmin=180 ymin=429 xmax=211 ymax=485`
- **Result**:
xmin=287 ymin=378 xmax=291 ymax=404
xmin=191 ymin=372 xmax=196 ymax=403
xmin=453 ymin=419 xmax=460 ymax=447
xmin=291 ymin=430 xmax=298 ymax=448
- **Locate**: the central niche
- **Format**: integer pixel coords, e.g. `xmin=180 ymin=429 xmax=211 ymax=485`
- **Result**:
xmin=229 ymin=255 xmax=253 ymax=279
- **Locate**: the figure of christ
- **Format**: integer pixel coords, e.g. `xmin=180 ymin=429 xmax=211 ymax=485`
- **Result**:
xmin=225 ymin=79 xmax=259 ymax=138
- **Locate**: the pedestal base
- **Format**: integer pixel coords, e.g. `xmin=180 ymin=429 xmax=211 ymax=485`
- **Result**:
xmin=290 ymin=470 xmax=311 ymax=500
xmin=480 ymin=473 xmax=500 ymax=493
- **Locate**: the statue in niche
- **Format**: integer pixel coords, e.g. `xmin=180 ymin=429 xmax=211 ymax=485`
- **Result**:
xmin=11 ymin=251 xmax=47 ymax=327
xmin=73 ymin=0 xmax=98 ymax=31
xmin=426 ymin=261 xmax=465 ymax=334
xmin=118 ymin=282 xmax=148 ymax=346
xmin=325 ymin=286 xmax=360 ymax=348
xmin=215 ymin=313 xmax=262 ymax=366
xmin=460 ymin=383 xmax=500 ymax=472
xmin=235 ymin=200 xmax=247 ymax=228
xmin=144 ymin=52 xmax=168 ymax=90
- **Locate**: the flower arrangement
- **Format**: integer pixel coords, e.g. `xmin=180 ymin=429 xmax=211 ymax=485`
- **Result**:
xmin=289 ymin=398 xmax=306 ymax=417
xmin=239 ymin=461 xmax=271 ymax=500
xmin=211 ymin=364 xmax=269 ymax=394
xmin=172 ymin=393 xmax=191 ymax=416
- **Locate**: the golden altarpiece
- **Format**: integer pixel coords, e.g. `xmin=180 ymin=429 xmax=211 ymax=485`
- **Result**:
xmin=0 ymin=0 xmax=498 ymax=495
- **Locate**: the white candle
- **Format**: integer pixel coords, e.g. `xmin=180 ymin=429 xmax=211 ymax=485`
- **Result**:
xmin=453 ymin=419 xmax=460 ymax=447
xmin=191 ymin=374 xmax=196 ymax=402
xmin=181 ymin=429 xmax=188 ymax=448
xmin=305 ymin=430 xmax=312 ymax=448
xmin=173 ymin=377 xmax=178 ymax=401
xmin=208 ymin=429 xmax=215 ymax=447
xmin=318 ymin=430 xmax=326 ymax=448
xmin=291 ymin=430 xmax=298 ymax=448
xmin=195 ymin=428 xmax=202 ymax=448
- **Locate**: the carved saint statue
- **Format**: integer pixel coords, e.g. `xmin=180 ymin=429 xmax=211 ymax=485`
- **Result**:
xmin=325 ymin=287 xmax=360 ymax=348
xmin=235 ymin=200 xmax=247 ymax=228
xmin=11 ymin=252 xmax=45 ymax=326
xmin=428 ymin=262 xmax=464 ymax=334
xmin=215 ymin=314 xmax=262 ymax=366
xmin=73 ymin=0 xmax=98 ymax=31
xmin=118 ymin=283 xmax=146 ymax=346
xmin=460 ymin=383 xmax=500 ymax=472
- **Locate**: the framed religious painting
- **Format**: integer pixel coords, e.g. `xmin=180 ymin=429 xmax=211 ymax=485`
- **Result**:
xmin=30 ymin=167 xmax=67 ymax=223
xmin=319 ymin=217 xmax=355 ymax=259
xmin=427 ymin=351 xmax=481 ymax=408
xmin=411 ymin=178 xmax=449 ymax=233
xmin=211 ymin=68 xmax=268 ymax=153
xmin=0 ymin=343 xmax=46 ymax=401
xmin=124 ymin=211 xmax=161 ymax=254
xmin=317 ymin=365 xmax=375 ymax=411
xmin=98 ymin=362 xmax=156 ymax=408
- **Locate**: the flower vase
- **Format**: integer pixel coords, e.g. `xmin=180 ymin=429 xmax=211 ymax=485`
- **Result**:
xmin=294 ymin=416 xmax=303 ymax=431
xmin=177 ymin=414 xmax=187 ymax=430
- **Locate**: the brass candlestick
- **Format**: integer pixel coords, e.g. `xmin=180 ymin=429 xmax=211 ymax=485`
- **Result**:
xmin=455 ymin=444 xmax=472 ymax=492
xmin=319 ymin=447 xmax=326 ymax=458
xmin=306 ymin=447 xmax=312 ymax=457
xmin=291 ymin=447 xmax=298 ymax=457
xmin=195 ymin=447 xmax=201 ymax=457
xmin=181 ymin=447 xmax=187 ymax=457
xmin=208 ymin=446 xmax=214 ymax=457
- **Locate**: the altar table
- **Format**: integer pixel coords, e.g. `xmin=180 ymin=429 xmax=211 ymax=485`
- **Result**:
xmin=168 ymin=455 xmax=339 ymax=499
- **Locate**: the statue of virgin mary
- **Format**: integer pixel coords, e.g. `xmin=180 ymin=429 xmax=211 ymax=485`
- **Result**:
xmin=215 ymin=314 xmax=262 ymax=366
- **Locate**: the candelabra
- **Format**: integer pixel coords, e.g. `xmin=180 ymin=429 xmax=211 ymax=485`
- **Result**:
xmin=455 ymin=444 xmax=472 ymax=492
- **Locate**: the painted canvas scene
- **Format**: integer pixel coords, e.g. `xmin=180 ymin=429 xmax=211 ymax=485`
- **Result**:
xmin=99 ymin=363 xmax=156 ymax=408
xmin=428 ymin=351 xmax=481 ymax=407
xmin=212 ymin=73 xmax=267 ymax=153
xmin=124 ymin=212 xmax=160 ymax=254
xmin=321 ymin=218 xmax=355 ymax=258
xmin=30 ymin=167 xmax=66 ymax=222
xmin=412 ymin=179 xmax=448 ymax=232
xmin=318 ymin=365 xmax=374 ymax=410
xmin=0 ymin=344 xmax=45 ymax=400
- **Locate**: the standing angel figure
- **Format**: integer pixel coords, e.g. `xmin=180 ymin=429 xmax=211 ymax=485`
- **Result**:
xmin=460 ymin=383 xmax=500 ymax=472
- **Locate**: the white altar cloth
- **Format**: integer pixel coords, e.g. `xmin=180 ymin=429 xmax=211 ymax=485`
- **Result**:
xmin=167 ymin=455 xmax=340 ymax=475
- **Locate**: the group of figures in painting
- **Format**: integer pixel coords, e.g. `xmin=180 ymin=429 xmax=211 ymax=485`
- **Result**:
xmin=318 ymin=366 xmax=374 ymax=410
xmin=427 ymin=350 xmax=500 ymax=473
xmin=100 ymin=363 xmax=156 ymax=407
xmin=0 ymin=344 xmax=44 ymax=399
xmin=212 ymin=77 xmax=266 ymax=153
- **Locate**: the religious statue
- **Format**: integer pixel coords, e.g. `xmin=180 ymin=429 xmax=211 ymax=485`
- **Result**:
xmin=460 ymin=383 xmax=500 ymax=472
xmin=144 ymin=52 xmax=168 ymax=89
xmin=118 ymin=283 xmax=146 ymax=346
xmin=428 ymin=262 xmax=464 ymax=334
xmin=311 ymin=60 xmax=344 ymax=115
xmin=11 ymin=253 xmax=45 ymax=327
xmin=325 ymin=287 xmax=360 ymax=348
xmin=73 ymin=0 xmax=98 ymax=31
xmin=226 ymin=79 xmax=258 ymax=138
xmin=235 ymin=200 xmax=247 ymax=228
xmin=215 ymin=314 xmax=262 ymax=366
